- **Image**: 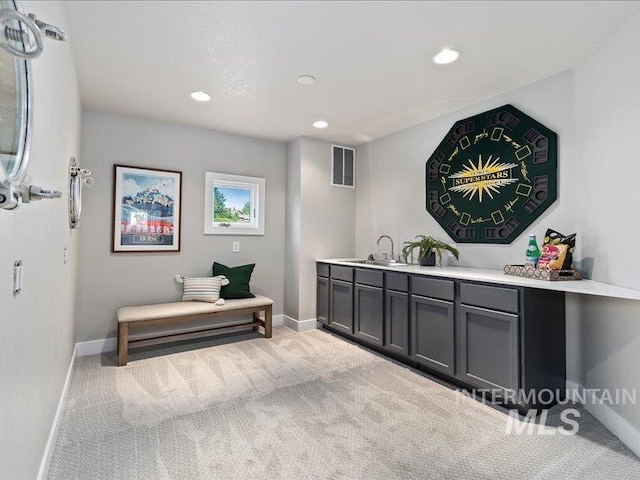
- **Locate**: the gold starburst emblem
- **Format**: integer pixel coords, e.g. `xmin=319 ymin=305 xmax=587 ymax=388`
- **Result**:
xmin=448 ymin=155 xmax=517 ymax=202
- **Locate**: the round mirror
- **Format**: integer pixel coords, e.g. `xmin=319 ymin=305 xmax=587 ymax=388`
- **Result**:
xmin=0 ymin=0 xmax=33 ymax=187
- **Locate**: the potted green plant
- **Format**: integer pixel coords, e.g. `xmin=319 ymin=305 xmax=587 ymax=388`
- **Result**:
xmin=401 ymin=235 xmax=459 ymax=266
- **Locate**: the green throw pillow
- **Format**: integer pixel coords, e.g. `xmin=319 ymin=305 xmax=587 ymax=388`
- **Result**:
xmin=212 ymin=262 xmax=255 ymax=299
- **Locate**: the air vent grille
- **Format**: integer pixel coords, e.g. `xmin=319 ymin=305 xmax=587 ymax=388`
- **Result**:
xmin=332 ymin=145 xmax=355 ymax=188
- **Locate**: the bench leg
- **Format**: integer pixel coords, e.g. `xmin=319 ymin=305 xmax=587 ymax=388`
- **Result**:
xmin=252 ymin=311 xmax=260 ymax=332
xmin=264 ymin=304 xmax=272 ymax=338
xmin=118 ymin=322 xmax=129 ymax=366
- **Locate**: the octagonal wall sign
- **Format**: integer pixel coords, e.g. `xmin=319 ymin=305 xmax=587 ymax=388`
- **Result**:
xmin=425 ymin=104 xmax=558 ymax=244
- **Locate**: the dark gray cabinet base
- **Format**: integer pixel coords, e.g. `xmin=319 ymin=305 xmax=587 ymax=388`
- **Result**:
xmin=317 ymin=277 xmax=329 ymax=325
xmin=317 ymin=262 xmax=566 ymax=411
xmin=329 ymin=279 xmax=354 ymax=334
xmin=354 ymin=284 xmax=384 ymax=345
xmin=411 ymin=295 xmax=455 ymax=375
xmin=384 ymin=290 xmax=409 ymax=355
xmin=457 ymin=304 xmax=519 ymax=392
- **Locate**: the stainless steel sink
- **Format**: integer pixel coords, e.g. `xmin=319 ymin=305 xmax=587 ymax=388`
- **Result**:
xmin=350 ymin=259 xmax=408 ymax=267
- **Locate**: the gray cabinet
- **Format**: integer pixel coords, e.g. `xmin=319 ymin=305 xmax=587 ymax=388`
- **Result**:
xmin=316 ymin=262 xmax=566 ymax=409
xmin=384 ymin=290 xmax=409 ymax=355
xmin=316 ymin=276 xmax=329 ymax=325
xmin=329 ymin=279 xmax=354 ymax=334
xmin=411 ymin=295 xmax=455 ymax=375
xmin=354 ymin=284 xmax=384 ymax=345
xmin=456 ymin=304 xmax=519 ymax=393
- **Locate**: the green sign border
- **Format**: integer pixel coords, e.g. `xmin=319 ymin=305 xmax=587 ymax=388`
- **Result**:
xmin=425 ymin=104 xmax=558 ymax=244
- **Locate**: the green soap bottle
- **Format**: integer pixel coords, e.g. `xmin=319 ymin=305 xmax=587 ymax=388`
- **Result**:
xmin=525 ymin=234 xmax=541 ymax=267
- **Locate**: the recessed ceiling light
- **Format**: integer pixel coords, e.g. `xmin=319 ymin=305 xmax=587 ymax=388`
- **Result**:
xmin=433 ymin=48 xmax=461 ymax=65
xmin=312 ymin=120 xmax=328 ymax=129
xmin=297 ymin=75 xmax=316 ymax=85
xmin=190 ymin=91 xmax=211 ymax=102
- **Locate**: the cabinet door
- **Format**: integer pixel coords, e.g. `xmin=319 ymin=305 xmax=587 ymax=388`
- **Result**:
xmin=329 ymin=279 xmax=353 ymax=334
xmin=384 ymin=290 xmax=409 ymax=356
xmin=411 ymin=295 xmax=455 ymax=375
xmin=457 ymin=305 xmax=519 ymax=393
xmin=317 ymin=277 xmax=329 ymax=325
xmin=354 ymin=284 xmax=384 ymax=346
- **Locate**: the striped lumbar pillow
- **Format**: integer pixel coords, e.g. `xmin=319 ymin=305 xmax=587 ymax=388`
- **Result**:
xmin=180 ymin=275 xmax=229 ymax=303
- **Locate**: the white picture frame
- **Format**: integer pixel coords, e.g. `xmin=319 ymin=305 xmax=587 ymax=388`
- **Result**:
xmin=204 ymin=172 xmax=265 ymax=235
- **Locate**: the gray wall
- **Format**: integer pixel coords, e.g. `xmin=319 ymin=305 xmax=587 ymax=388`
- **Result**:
xmin=284 ymin=138 xmax=301 ymax=319
xmin=355 ymin=8 xmax=640 ymax=451
xmin=570 ymin=9 xmax=640 ymax=441
xmin=76 ymin=110 xmax=286 ymax=342
xmin=355 ymin=70 xmax=576 ymax=268
xmin=284 ymin=137 xmax=356 ymax=321
xmin=0 ymin=2 xmax=81 ymax=477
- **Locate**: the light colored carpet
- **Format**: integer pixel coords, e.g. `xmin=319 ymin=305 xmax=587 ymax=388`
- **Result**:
xmin=48 ymin=326 xmax=640 ymax=479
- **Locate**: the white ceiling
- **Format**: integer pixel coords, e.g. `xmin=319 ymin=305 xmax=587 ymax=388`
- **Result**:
xmin=66 ymin=1 xmax=638 ymax=145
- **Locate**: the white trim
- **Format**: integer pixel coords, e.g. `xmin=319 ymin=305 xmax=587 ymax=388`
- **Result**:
xmin=76 ymin=337 xmax=118 ymax=356
xmin=283 ymin=315 xmax=321 ymax=332
xmin=204 ymin=172 xmax=266 ymax=235
xmin=37 ymin=344 xmax=77 ymax=480
xmin=566 ymin=380 xmax=640 ymax=457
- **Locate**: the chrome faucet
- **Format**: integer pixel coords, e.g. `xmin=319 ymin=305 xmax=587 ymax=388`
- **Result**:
xmin=377 ymin=235 xmax=395 ymax=262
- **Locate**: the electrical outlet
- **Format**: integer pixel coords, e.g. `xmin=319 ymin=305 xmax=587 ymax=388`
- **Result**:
xmin=232 ymin=241 xmax=240 ymax=253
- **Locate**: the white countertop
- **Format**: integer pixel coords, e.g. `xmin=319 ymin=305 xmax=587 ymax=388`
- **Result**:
xmin=318 ymin=259 xmax=640 ymax=301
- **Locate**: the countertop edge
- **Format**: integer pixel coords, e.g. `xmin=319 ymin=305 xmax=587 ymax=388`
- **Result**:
xmin=316 ymin=259 xmax=640 ymax=301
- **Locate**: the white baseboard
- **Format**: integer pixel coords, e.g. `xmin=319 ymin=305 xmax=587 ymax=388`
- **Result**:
xmin=37 ymin=344 xmax=77 ymax=480
xmin=567 ymin=380 xmax=640 ymax=457
xmin=76 ymin=337 xmax=117 ymax=356
xmin=283 ymin=315 xmax=320 ymax=332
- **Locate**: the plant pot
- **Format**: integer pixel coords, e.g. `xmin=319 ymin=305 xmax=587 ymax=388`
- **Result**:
xmin=419 ymin=252 xmax=436 ymax=266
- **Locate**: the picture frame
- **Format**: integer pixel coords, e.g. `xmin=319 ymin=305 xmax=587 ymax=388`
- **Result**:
xmin=112 ymin=165 xmax=182 ymax=252
xmin=204 ymin=172 xmax=265 ymax=235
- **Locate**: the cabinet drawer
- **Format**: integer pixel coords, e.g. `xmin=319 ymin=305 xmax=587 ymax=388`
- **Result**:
xmin=386 ymin=272 xmax=408 ymax=292
xmin=330 ymin=265 xmax=353 ymax=282
xmin=412 ymin=277 xmax=454 ymax=301
xmin=317 ymin=263 xmax=329 ymax=278
xmin=355 ymin=268 xmax=383 ymax=287
xmin=460 ymin=283 xmax=519 ymax=314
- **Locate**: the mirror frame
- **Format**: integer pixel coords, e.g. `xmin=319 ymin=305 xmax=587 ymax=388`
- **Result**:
xmin=0 ymin=0 xmax=34 ymax=188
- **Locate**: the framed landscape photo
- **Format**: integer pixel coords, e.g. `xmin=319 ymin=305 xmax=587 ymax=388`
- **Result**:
xmin=204 ymin=172 xmax=265 ymax=235
xmin=112 ymin=165 xmax=182 ymax=252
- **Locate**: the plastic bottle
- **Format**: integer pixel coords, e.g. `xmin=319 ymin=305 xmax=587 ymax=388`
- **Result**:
xmin=525 ymin=233 xmax=541 ymax=268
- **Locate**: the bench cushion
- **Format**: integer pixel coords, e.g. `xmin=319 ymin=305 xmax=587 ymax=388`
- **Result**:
xmin=117 ymin=295 xmax=273 ymax=323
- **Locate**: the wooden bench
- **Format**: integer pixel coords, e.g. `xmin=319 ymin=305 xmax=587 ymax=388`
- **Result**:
xmin=116 ymin=295 xmax=273 ymax=366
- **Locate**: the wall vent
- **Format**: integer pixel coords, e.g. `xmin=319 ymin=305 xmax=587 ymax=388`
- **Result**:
xmin=331 ymin=145 xmax=355 ymax=188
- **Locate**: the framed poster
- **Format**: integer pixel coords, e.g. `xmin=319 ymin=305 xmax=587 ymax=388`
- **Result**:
xmin=204 ymin=172 xmax=265 ymax=235
xmin=112 ymin=165 xmax=182 ymax=252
